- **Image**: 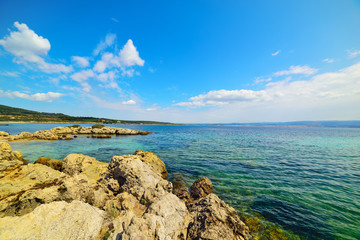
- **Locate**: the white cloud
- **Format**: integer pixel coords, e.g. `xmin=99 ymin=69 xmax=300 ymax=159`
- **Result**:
xmin=0 ymin=22 xmax=50 ymax=62
xmin=322 ymin=58 xmax=334 ymax=63
xmin=97 ymin=71 xmax=120 ymax=90
xmin=272 ymin=50 xmax=280 ymax=56
xmin=176 ymin=62 xmax=360 ymax=119
xmin=348 ymin=49 xmax=360 ymax=58
xmin=0 ymin=22 xmax=72 ymax=73
xmin=122 ymin=99 xmax=136 ymax=105
xmin=70 ymin=69 xmax=94 ymax=92
xmin=176 ymin=89 xmax=270 ymax=107
xmin=93 ymin=33 xmax=116 ymax=56
xmin=119 ymin=39 xmax=145 ymax=67
xmin=111 ymin=18 xmax=119 ymax=23
xmin=0 ymin=89 xmax=64 ymax=102
xmin=72 ymin=56 xmax=90 ymax=68
xmin=0 ymin=71 xmax=19 ymax=77
xmin=254 ymin=77 xmax=272 ymax=84
xmin=274 ymin=65 xmax=318 ymax=76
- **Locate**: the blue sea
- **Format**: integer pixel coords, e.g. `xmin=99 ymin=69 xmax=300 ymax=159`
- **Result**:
xmin=1 ymin=123 xmax=359 ymax=240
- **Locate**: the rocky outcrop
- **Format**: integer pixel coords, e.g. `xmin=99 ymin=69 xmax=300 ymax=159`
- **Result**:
xmin=133 ymin=150 xmax=168 ymax=179
xmin=0 ymin=145 xmax=249 ymax=240
xmin=0 ymin=125 xmax=150 ymax=141
xmin=190 ymin=176 xmax=214 ymax=200
xmin=0 ymin=200 xmax=105 ymax=240
xmin=0 ymin=142 xmax=25 ymax=178
xmin=187 ymin=193 xmax=249 ymax=240
xmin=35 ymin=157 xmax=64 ymax=171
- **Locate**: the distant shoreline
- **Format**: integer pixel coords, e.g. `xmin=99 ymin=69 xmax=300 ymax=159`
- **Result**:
xmin=0 ymin=121 xmax=177 ymax=125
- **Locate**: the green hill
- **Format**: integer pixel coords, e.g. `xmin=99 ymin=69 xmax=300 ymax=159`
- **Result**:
xmin=0 ymin=104 xmax=173 ymax=125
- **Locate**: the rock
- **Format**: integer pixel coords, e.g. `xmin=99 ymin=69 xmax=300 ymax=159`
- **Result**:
xmin=33 ymin=130 xmax=59 ymax=140
xmin=64 ymin=136 xmax=73 ymax=140
xmin=0 ymin=164 xmax=62 ymax=217
xmin=108 ymin=155 xmax=172 ymax=203
xmin=173 ymin=181 xmax=192 ymax=204
xmin=187 ymin=193 xmax=249 ymax=240
xmin=51 ymin=126 xmax=76 ymax=135
xmin=35 ymin=157 xmax=64 ymax=171
xmin=0 ymin=142 xmax=12 ymax=151
xmin=190 ymin=176 xmax=214 ymax=200
xmin=13 ymin=131 xmax=33 ymax=140
xmin=0 ymin=145 xmax=25 ymax=178
xmin=115 ymin=193 xmax=190 ymax=240
xmin=62 ymin=154 xmax=108 ymax=185
xmin=0 ymin=200 xmax=105 ymax=240
xmin=133 ymin=150 xmax=168 ymax=179
xmin=78 ymin=127 xmax=92 ymax=134
xmin=0 ymin=131 xmax=9 ymax=137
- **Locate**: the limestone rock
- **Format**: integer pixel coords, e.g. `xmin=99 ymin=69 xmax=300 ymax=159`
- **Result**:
xmin=35 ymin=157 xmax=64 ymax=171
xmin=108 ymin=155 xmax=172 ymax=203
xmin=62 ymin=154 xmax=108 ymax=185
xmin=173 ymin=181 xmax=192 ymax=204
xmin=187 ymin=193 xmax=249 ymax=240
xmin=190 ymin=176 xmax=214 ymax=200
xmin=133 ymin=150 xmax=168 ymax=179
xmin=0 ymin=145 xmax=25 ymax=178
xmin=0 ymin=142 xmax=11 ymax=151
xmin=0 ymin=131 xmax=9 ymax=137
xmin=33 ymin=130 xmax=59 ymax=140
xmin=0 ymin=200 xmax=105 ymax=240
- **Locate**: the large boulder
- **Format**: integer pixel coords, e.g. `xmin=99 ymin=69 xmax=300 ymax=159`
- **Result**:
xmin=108 ymin=155 xmax=172 ymax=203
xmin=0 ymin=142 xmax=11 ymax=151
xmin=33 ymin=130 xmax=59 ymax=140
xmin=35 ymin=157 xmax=64 ymax=171
xmin=0 ymin=200 xmax=105 ymax=240
xmin=133 ymin=150 xmax=168 ymax=179
xmin=187 ymin=193 xmax=249 ymax=240
xmin=0 ymin=131 xmax=9 ymax=137
xmin=62 ymin=154 xmax=108 ymax=185
xmin=190 ymin=176 xmax=214 ymax=200
xmin=12 ymin=131 xmax=33 ymax=140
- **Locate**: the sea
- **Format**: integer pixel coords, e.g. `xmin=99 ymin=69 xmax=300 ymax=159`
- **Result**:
xmin=1 ymin=123 xmax=359 ymax=240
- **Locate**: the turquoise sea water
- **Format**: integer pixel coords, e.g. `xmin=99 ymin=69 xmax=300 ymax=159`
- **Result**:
xmin=1 ymin=123 xmax=360 ymax=239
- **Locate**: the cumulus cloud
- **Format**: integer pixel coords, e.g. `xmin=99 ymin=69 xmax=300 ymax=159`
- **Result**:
xmin=0 ymin=89 xmax=64 ymax=102
xmin=322 ymin=58 xmax=334 ymax=63
xmin=176 ymin=62 xmax=360 ymax=111
xmin=93 ymin=33 xmax=116 ymax=56
xmin=122 ymin=99 xmax=136 ymax=105
xmin=0 ymin=22 xmax=72 ymax=73
xmin=272 ymin=50 xmax=280 ymax=56
xmin=70 ymin=69 xmax=94 ymax=92
xmin=119 ymin=39 xmax=145 ymax=66
xmin=72 ymin=56 xmax=90 ymax=68
xmin=274 ymin=65 xmax=318 ymax=76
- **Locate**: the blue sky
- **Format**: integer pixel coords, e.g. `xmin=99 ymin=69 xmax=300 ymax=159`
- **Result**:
xmin=0 ymin=0 xmax=360 ymax=123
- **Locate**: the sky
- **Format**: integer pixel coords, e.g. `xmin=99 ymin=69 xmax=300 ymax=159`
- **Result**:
xmin=0 ymin=0 xmax=360 ymax=123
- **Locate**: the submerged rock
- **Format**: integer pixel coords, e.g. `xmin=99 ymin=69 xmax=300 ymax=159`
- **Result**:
xmin=0 ymin=200 xmax=105 ymax=240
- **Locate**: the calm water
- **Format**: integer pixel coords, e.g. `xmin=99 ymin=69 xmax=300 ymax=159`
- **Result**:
xmin=1 ymin=123 xmax=360 ymax=240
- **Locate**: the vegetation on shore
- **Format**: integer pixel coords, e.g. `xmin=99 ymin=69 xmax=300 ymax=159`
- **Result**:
xmin=0 ymin=104 xmax=174 ymax=125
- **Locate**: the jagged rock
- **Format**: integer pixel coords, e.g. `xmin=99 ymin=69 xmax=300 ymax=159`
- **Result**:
xmin=114 ymin=193 xmax=190 ymax=240
xmin=35 ymin=157 xmax=64 ymax=171
xmin=173 ymin=181 xmax=192 ymax=204
xmin=108 ymin=155 xmax=172 ymax=203
xmin=190 ymin=176 xmax=214 ymax=200
xmin=133 ymin=150 xmax=168 ymax=179
xmin=62 ymin=154 xmax=108 ymax=185
xmin=51 ymin=126 xmax=76 ymax=135
xmin=33 ymin=130 xmax=59 ymax=140
xmin=0 ymin=144 xmax=25 ymax=178
xmin=0 ymin=200 xmax=105 ymax=240
xmin=0 ymin=142 xmax=12 ymax=151
xmin=64 ymin=136 xmax=73 ymax=140
xmin=187 ymin=193 xmax=249 ymax=240
xmin=12 ymin=131 xmax=33 ymax=140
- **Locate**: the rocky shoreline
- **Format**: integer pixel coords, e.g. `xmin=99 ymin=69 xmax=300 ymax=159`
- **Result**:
xmin=0 ymin=125 xmax=151 ymax=141
xmin=0 ymin=141 xmax=249 ymax=240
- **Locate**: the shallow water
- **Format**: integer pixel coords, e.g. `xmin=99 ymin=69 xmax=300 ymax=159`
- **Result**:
xmin=1 ymin=123 xmax=360 ymax=239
